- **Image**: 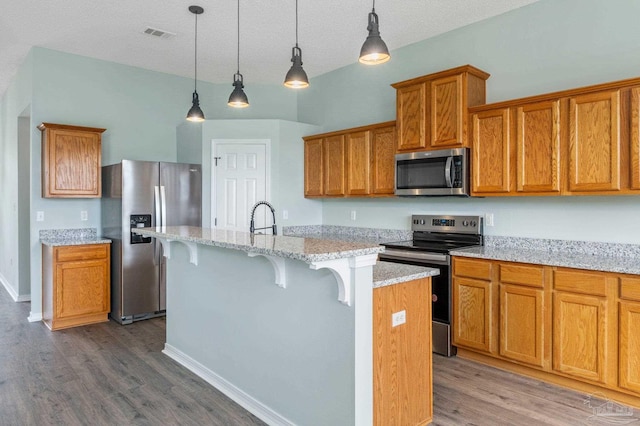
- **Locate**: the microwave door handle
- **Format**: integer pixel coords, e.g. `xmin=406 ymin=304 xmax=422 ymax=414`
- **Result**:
xmin=444 ymin=156 xmax=453 ymax=187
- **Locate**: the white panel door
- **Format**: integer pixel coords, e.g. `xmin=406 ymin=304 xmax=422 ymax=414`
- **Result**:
xmin=213 ymin=142 xmax=268 ymax=232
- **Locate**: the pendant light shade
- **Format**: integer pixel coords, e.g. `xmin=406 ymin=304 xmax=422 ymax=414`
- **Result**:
xmin=228 ymin=73 xmax=249 ymax=108
xmin=228 ymin=0 xmax=249 ymax=108
xmin=283 ymin=0 xmax=309 ymax=89
xmin=359 ymin=1 xmax=390 ymax=65
xmin=186 ymin=5 xmax=205 ymax=122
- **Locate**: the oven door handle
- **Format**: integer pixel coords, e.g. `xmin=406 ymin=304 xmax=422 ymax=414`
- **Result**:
xmin=380 ymin=248 xmax=449 ymax=265
xmin=444 ymin=156 xmax=453 ymax=188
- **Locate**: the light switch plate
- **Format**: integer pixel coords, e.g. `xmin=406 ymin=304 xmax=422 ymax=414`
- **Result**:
xmin=81 ymin=210 xmax=88 ymax=221
xmin=36 ymin=211 xmax=44 ymax=222
xmin=392 ymin=310 xmax=406 ymax=327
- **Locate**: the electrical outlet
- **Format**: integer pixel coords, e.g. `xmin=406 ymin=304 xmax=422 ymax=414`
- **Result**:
xmin=36 ymin=211 xmax=44 ymax=222
xmin=392 ymin=310 xmax=406 ymax=327
xmin=282 ymin=210 xmax=289 ymax=220
xmin=350 ymin=210 xmax=357 ymax=221
xmin=80 ymin=210 xmax=88 ymax=221
xmin=485 ymin=213 xmax=495 ymax=227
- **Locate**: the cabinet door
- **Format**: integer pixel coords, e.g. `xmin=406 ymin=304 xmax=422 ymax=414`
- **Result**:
xmin=500 ymin=284 xmax=544 ymax=367
xmin=631 ymin=87 xmax=640 ymax=190
xmin=370 ymin=126 xmax=396 ymax=195
xmin=430 ymin=74 xmax=463 ymax=148
xmin=552 ymin=291 xmax=607 ymax=383
xmin=323 ymin=135 xmax=346 ymax=196
xmin=346 ymin=131 xmax=371 ymax=195
xmin=374 ymin=278 xmax=432 ymax=426
xmin=619 ymin=300 xmax=640 ymax=393
xmin=453 ymin=276 xmax=492 ymax=352
xmin=516 ymin=100 xmax=561 ymax=193
xmin=568 ymin=90 xmax=621 ymax=192
xmin=304 ymin=138 xmax=323 ymax=196
xmin=396 ymin=83 xmax=426 ymax=151
xmin=471 ymin=108 xmax=511 ymax=194
xmin=55 ymin=258 xmax=109 ymax=319
xmin=43 ymin=128 xmax=102 ymax=197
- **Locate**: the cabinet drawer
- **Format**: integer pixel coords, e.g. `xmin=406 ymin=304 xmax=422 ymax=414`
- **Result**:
xmin=500 ymin=263 xmax=544 ymax=288
xmin=553 ymin=269 xmax=607 ymax=296
xmin=620 ymin=277 xmax=640 ymax=301
xmin=453 ymin=258 xmax=492 ymax=280
xmin=56 ymin=244 xmax=109 ymax=262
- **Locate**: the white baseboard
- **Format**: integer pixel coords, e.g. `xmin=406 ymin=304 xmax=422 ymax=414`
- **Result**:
xmin=163 ymin=343 xmax=295 ymax=426
xmin=28 ymin=312 xmax=42 ymax=322
xmin=0 ymin=271 xmax=30 ymax=302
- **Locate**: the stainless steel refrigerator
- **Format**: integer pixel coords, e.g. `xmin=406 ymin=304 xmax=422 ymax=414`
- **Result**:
xmin=101 ymin=160 xmax=202 ymax=324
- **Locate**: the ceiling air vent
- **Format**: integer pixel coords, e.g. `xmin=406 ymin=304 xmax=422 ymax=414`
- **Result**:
xmin=141 ymin=27 xmax=176 ymax=40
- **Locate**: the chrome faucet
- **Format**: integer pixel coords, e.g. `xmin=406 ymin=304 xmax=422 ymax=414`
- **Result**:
xmin=249 ymin=201 xmax=277 ymax=235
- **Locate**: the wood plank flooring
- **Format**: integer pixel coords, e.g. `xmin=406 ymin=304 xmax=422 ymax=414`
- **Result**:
xmin=1 ymin=287 xmax=638 ymax=425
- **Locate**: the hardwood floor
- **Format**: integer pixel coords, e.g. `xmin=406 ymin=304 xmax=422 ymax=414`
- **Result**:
xmin=1 ymin=287 xmax=638 ymax=425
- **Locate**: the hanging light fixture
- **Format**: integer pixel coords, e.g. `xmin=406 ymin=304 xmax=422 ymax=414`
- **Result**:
xmin=186 ymin=5 xmax=205 ymax=122
xmin=359 ymin=0 xmax=390 ymax=65
xmin=283 ymin=0 xmax=309 ymax=89
xmin=228 ymin=0 xmax=249 ymax=108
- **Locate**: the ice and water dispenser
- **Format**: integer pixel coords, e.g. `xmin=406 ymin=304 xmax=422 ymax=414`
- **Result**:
xmin=130 ymin=214 xmax=152 ymax=244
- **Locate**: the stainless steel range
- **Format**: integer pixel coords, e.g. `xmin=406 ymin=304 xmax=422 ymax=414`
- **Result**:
xmin=379 ymin=214 xmax=483 ymax=356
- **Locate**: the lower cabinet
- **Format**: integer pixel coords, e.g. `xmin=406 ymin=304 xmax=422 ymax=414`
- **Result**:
xmin=452 ymin=256 xmax=640 ymax=406
xmin=373 ymin=278 xmax=432 ymax=426
xmin=42 ymin=243 xmax=111 ymax=331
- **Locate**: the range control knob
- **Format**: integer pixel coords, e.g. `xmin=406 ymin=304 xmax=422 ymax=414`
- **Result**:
xmin=471 ymin=220 xmax=477 ymax=227
xmin=420 ymin=219 xmax=425 ymax=225
xmin=462 ymin=220 xmax=469 ymax=226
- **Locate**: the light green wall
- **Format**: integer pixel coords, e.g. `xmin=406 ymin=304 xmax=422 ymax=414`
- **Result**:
xmin=299 ymin=0 xmax=640 ymax=243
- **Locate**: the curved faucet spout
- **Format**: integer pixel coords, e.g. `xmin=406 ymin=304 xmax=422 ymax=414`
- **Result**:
xmin=249 ymin=201 xmax=277 ymax=235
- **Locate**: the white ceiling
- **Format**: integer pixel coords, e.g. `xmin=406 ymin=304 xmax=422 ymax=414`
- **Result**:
xmin=0 ymin=0 xmax=540 ymax=96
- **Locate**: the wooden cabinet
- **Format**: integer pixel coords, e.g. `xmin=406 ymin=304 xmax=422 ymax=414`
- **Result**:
xmin=370 ymin=125 xmax=397 ymax=195
xmin=568 ymin=90 xmax=621 ymax=192
xmin=303 ymin=122 xmax=396 ymax=198
xmin=373 ymin=278 xmax=432 ymax=426
xmin=346 ymin=131 xmax=371 ymax=195
xmin=42 ymin=243 xmax=111 ymax=331
xmin=629 ymin=87 xmax=640 ymax=189
xmin=38 ymin=123 xmax=105 ymax=198
xmin=470 ymin=78 xmax=640 ymax=197
xmin=499 ymin=263 xmax=547 ymax=368
xmin=552 ymin=269 xmax=616 ymax=385
xmin=303 ymin=138 xmax=324 ymax=196
xmin=619 ymin=277 xmax=640 ymax=393
xmin=452 ymin=258 xmax=494 ymax=353
xmin=471 ymin=108 xmax=511 ymax=194
xmin=392 ymin=65 xmax=489 ymax=152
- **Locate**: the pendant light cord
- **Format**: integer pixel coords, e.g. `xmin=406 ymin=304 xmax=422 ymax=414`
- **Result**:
xmin=372 ymin=0 xmax=376 ymax=13
xmin=295 ymin=0 xmax=299 ymax=48
xmin=194 ymin=11 xmax=198 ymax=92
xmin=237 ymin=0 xmax=240 ymax=73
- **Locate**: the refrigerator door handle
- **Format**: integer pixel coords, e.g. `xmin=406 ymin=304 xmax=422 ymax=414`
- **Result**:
xmin=160 ymin=185 xmax=167 ymax=228
xmin=153 ymin=185 xmax=161 ymax=266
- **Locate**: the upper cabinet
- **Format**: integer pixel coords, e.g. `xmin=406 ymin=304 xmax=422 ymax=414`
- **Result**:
xmin=470 ymin=79 xmax=640 ymax=196
xmin=39 ymin=123 xmax=106 ymax=198
xmin=392 ymin=65 xmax=490 ymax=152
xmin=303 ymin=122 xmax=396 ymax=198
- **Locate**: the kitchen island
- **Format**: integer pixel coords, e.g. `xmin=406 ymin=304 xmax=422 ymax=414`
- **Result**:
xmin=134 ymin=226 xmax=438 ymax=426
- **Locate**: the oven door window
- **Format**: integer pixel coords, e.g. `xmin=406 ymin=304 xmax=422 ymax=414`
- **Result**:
xmin=396 ymin=156 xmax=456 ymax=189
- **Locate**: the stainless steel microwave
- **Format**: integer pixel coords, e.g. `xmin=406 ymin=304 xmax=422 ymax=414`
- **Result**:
xmin=395 ymin=147 xmax=470 ymax=196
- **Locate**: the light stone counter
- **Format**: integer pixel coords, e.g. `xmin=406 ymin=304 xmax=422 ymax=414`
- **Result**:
xmin=40 ymin=228 xmax=111 ymax=247
xmin=373 ymin=261 xmax=439 ymax=288
xmin=451 ymin=236 xmax=640 ymax=275
xmin=135 ymin=225 xmax=384 ymax=263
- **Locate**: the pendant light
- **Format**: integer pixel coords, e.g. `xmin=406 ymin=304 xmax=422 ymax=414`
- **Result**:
xmin=228 ymin=0 xmax=249 ymax=108
xmin=186 ymin=5 xmax=205 ymax=122
xmin=359 ymin=0 xmax=390 ymax=65
xmin=283 ymin=0 xmax=309 ymax=89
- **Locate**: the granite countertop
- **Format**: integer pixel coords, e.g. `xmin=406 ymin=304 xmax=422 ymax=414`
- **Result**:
xmin=451 ymin=236 xmax=640 ymax=275
xmin=373 ymin=261 xmax=440 ymax=288
xmin=40 ymin=228 xmax=111 ymax=247
xmin=134 ymin=226 xmax=384 ymax=263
